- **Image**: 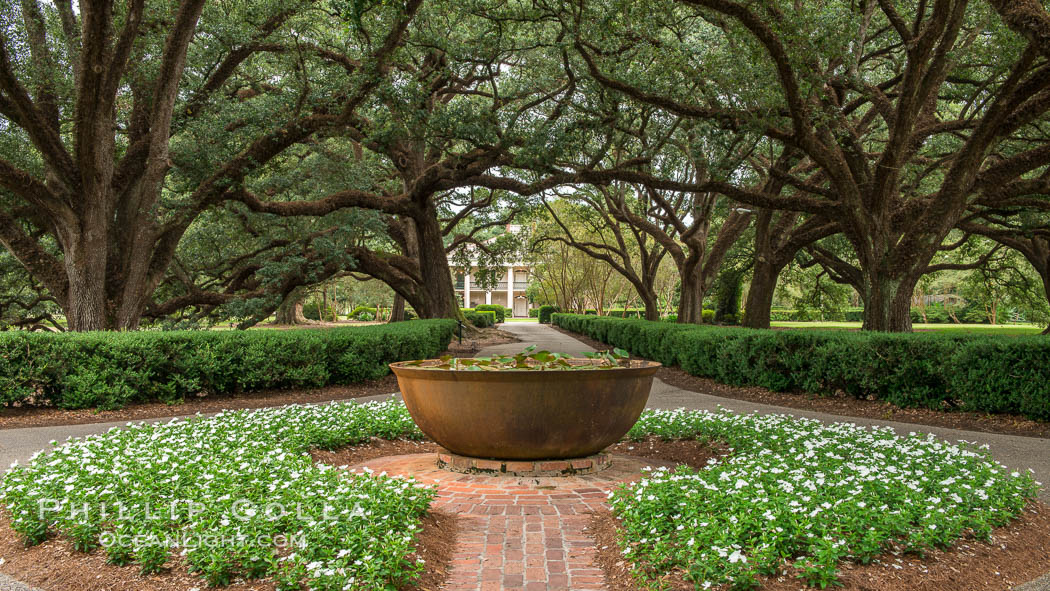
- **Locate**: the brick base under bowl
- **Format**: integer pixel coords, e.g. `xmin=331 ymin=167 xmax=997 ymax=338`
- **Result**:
xmin=436 ymin=448 xmax=612 ymax=477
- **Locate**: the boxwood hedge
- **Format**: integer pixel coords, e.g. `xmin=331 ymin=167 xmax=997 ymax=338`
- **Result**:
xmin=474 ymin=304 xmax=506 ymax=323
xmin=0 ymin=320 xmax=455 ymax=410
xmin=552 ymin=314 xmax=1050 ymax=421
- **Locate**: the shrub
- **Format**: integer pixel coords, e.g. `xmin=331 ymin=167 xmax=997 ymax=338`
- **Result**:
xmin=538 ymin=305 xmax=560 ymax=324
xmin=551 ymin=314 xmax=1050 ymax=421
xmin=462 ymin=309 xmax=495 ymax=328
xmin=357 ymin=311 xmax=375 ymax=321
xmin=702 ymin=309 xmax=716 ymax=323
xmin=348 ymin=305 xmax=377 ymax=319
xmin=528 ymin=308 xmax=540 ymax=318
xmin=474 ymin=304 xmax=506 ymax=323
xmin=302 ymin=301 xmax=337 ymax=322
xmin=504 ymin=307 xmax=513 ymax=319
xmin=0 ymin=320 xmax=456 ymax=410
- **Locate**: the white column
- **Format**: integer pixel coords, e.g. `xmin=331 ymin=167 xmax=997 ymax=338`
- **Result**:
xmin=464 ymin=271 xmax=471 ymax=308
xmin=485 ymin=290 xmax=492 ymax=305
xmin=506 ymin=267 xmax=514 ymax=317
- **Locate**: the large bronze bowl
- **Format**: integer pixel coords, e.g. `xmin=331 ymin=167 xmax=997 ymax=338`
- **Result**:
xmin=389 ymin=359 xmax=659 ymax=460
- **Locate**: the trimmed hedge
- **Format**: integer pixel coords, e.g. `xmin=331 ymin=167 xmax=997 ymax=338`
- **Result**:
xmin=552 ymin=314 xmax=1050 ymax=421
xmin=538 ymin=305 xmax=560 ymax=324
xmin=528 ymin=308 xmax=540 ymax=318
xmin=462 ymin=309 xmax=495 ymax=328
xmin=474 ymin=304 xmax=506 ymax=323
xmin=0 ymin=320 xmax=456 ymax=411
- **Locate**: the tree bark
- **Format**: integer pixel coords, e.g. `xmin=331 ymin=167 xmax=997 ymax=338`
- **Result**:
xmin=640 ymin=288 xmax=659 ymax=321
xmin=860 ymin=273 xmax=916 ymax=332
xmin=389 ymin=294 xmax=406 ymax=322
xmin=63 ymin=227 xmax=110 ymax=331
xmin=414 ymin=207 xmax=463 ymax=320
xmin=275 ymin=286 xmax=309 ymax=324
xmin=742 ymin=257 xmax=784 ymax=329
xmin=1041 ymin=267 xmax=1050 ymax=335
xmin=677 ymin=267 xmax=705 ymax=324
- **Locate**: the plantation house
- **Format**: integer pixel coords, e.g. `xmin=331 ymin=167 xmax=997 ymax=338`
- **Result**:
xmin=452 ymin=225 xmax=533 ymax=317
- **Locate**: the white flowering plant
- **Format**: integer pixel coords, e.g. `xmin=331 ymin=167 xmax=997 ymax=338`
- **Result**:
xmin=1 ymin=399 xmax=431 ymax=590
xmin=615 ymin=409 xmax=1039 ymax=590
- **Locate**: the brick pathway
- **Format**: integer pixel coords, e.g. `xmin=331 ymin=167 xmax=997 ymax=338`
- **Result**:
xmin=350 ymin=454 xmax=673 ymax=591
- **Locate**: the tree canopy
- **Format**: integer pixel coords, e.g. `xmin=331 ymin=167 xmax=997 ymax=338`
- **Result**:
xmin=2 ymin=0 xmax=1050 ymax=332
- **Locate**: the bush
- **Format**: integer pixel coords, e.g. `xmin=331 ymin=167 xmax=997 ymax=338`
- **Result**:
xmin=474 ymin=304 xmax=506 ymax=323
xmin=504 ymin=307 xmax=513 ymax=319
xmin=528 ymin=307 xmax=540 ymax=318
xmin=0 ymin=320 xmax=456 ymax=411
xmin=551 ymin=314 xmax=1050 ymax=421
xmin=348 ymin=306 xmax=377 ymax=320
xmin=702 ymin=309 xmax=716 ymax=323
xmin=538 ymin=305 xmax=560 ymax=324
xmin=462 ymin=309 xmax=495 ymax=328
xmin=302 ymin=301 xmax=338 ymax=322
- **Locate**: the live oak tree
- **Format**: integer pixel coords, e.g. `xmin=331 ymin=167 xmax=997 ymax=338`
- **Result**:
xmin=0 ymin=0 xmax=420 ymax=330
xmin=573 ymin=0 xmax=1050 ymax=331
xmin=960 ymin=211 xmax=1050 ymax=332
xmin=537 ymin=190 xmax=670 ymax=320
xmin=226 ymin=1 xmax=668 ymax=323
xmin=742 ymin=208 xmax=839 ymax=328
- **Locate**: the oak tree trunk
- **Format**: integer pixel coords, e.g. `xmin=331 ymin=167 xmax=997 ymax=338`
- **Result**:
xmin=677 ymin=268 xmax=705 ymax=324
xmin=389 ymin=294 xmax=406 ymax=322
xmin=275 ymin=287 xmax=309 ymax=324
xmin=640 ymin=290 xmax=659 ymax=321
xmin=861 ymin=272 xmax=915 ymax=332
xmin=414 ymin=208 xmax=462 ymax=320
xmin=742 ymin=258 xmax=784 ymax=329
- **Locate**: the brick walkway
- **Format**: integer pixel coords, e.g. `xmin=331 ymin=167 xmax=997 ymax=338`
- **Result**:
xmin=350 ymin=454 xmax=673 ymax=591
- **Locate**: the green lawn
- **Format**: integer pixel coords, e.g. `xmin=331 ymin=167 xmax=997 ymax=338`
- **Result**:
xmin=504 ymin=317 xmax=539 ymax=323
xmin=770 ymin=320 xmax=1046 ymax=335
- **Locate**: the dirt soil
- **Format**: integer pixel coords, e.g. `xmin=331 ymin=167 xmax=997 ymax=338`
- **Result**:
xmin=311 ymin=438 xmax=441 ymax=466
xmin=588 ymin=438 xmax=1050 ymax=591
xmin=0 ymin=328 xmax=518 ymax=431
xmin=0 ymin=439 xmax=457 ymax=591
xmin=443 ymin=325 xmax=520 ymax=356
xmin=607 ymin=436 xmax=729 ymax=470
xmin=555 ymin=326 xmax=1050 ymax=439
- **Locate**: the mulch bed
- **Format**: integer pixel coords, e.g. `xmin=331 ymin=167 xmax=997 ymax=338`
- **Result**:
xmin=0 ymin=438 xmax=458 ymax=591
xmin=0 ymin=375 xmax=402 ymax=431
xmin=311 ymin=438 xmax=442 ymax=466
xmin=0 ymin=328 xmax=518 ymax=431
xmin=587 ymin=437 xmax=1050 ymax=591
xmin=554 ymin=326 xmax=1050 ymax=439
xmin=607 ymin=436 xmax=729 ymax=470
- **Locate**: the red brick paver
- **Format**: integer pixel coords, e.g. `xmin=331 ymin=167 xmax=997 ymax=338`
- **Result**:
xmin=351 ymin=454 xmax=672 ymax=591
